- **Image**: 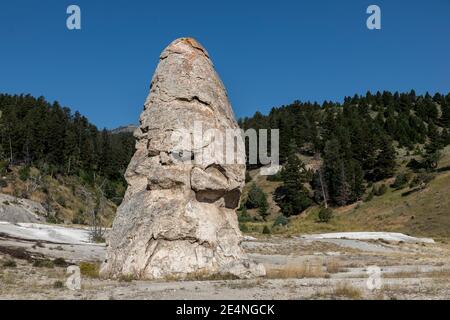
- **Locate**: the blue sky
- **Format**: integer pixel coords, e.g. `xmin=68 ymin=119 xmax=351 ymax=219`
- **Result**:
xmin=1 ymin=0 xmax=449 ymax=129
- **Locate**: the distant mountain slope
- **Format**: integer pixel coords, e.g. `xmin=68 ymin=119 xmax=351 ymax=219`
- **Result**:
xmin=110 ymin=125 xmax=138 ymax=134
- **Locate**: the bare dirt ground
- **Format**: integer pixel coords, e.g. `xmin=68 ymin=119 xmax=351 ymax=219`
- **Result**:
xmin=0 ymin=224 xmax=449 ymax=300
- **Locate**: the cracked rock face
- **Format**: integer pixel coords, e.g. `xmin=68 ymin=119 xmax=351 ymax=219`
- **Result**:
xmin=100 ymin=38 xmax=265 ymax=280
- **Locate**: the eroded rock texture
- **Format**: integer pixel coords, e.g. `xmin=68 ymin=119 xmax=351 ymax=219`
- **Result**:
xmin=100 ymin=38 xmax=265 ymax=280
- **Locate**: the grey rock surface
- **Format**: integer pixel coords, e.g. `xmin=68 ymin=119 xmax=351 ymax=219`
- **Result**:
xmin=0 ymin=193 xmax=46 ymax=223
xmin=100 ymin=38 xmax=265 ymax=280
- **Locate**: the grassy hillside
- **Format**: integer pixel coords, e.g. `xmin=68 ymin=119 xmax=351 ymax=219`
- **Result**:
xmin=241 ymin=146 xmax=450 ymax=240
xmin=0 ymin=93 xmax=135 ymax=226
xmin=0 ymin=165 xmax=118 ymax=226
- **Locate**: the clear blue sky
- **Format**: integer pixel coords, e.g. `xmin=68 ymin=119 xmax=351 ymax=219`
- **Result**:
xmin=1 ymin=0 xmax=449 ymax=129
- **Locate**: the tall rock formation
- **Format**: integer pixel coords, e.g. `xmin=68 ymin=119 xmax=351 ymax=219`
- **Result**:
xmin=100 ymin=38 xmax=265 ymax=280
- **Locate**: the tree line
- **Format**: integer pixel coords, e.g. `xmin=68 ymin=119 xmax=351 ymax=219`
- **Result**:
xmin=0 ymin=93 xmax=135 ymax=201
xmin=239 ymin=91 xmax=450 ymax=216
xmin=2 ymin=91 xmax=450 ymax=217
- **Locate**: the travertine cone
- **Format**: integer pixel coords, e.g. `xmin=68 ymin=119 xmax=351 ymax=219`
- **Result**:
xmin=100 ymin=38 xmax=265 ymax=280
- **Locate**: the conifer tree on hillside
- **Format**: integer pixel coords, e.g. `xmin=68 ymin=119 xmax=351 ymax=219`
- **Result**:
xmin=441 ymin=103 xmax=450 ymax=128
xmin=322 ymin=139 xmax=351 ymax=206
xmin=274 ymin=141 xmax=312 ymax=217
xmin=371 ymin=134 xmax=396 ymax=181
xmin=258 ymin=193 xmax=269 ymax=221
xmin=321 ymin=139 xmax=365 ymax=206
xmin=424 ymin=122 xmax=443 ymax=169
xmin=246 ymin=184 xmax=266 ymax=209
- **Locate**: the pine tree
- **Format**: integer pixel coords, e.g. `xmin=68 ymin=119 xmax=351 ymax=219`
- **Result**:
xmin=258 ymin=193 xmax=269 ymax=220
xmin=424 ymin=122 xmax=443 ymax=169
xmin=99 ymin=128 xmax=114 ymax=178
xmin=348 ymin=160 xmax=365 ymax=202
xmin=334 ymin=160 xmax=351 ymax=206
xmin=426 ymin=122 xmax=442 ymax=154
xmin=246 ymin=184 xmax=266 ymax=209
xmin=441 ymin=129 xmax=450 ymax=146
xmin=441 ymin=103 xmax=450 ymax=128
xmin=322 ymin=139 xmax=350 ymax=205
xmin=371 ymin=135 xmax=396 ymax=181
xmin=274 ymin=141 xmax=312 ymax=216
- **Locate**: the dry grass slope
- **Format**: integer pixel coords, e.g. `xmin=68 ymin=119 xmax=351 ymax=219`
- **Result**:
xmin=243 ymin=146 xmax=450 ymax=240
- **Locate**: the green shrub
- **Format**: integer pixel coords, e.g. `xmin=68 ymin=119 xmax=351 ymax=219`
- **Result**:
xmin=364 ymin=190 xmax=374 ymax=202
xmin=318 ymin=207 xmax=333 ymax=223
xmin=0 ymin=160 xmax=9 ymax=175
xmin=89 ymin=226 xmax=106 ymax=243
xmin=0 ymin=179 xmax=7 ymax=188
xmin=41 ymin=182 xmax=49 ymax=194
xmin=245 ymin=184 xmax=266 ymax=209
xmin=79 ymin=262 xmax=100 ymax=278
xmin=245 ymin=171 xmax=252 ymax=183
xmin=262 ymin=225 xmax=271 ymax=234
xmin=237 ymin=207 xmax=253 ymax=223
xmin=274 ymin=185 xmax=312 ymax=217
xmin=239 ymin=223 xmax=249 ymax=233
xmin=72 ymin=216 xmax=85 ymax=225
xmin=374 ymin=184 xmax=388 ymax=196
xmin=56 ymin=196 xmax=66 ymax=208
xmin=46 ymin=215 xmax=58 ymax=224
xmin=273 ymin=215 xmax=289 ymax=227
xmin=72 ymin=209 xmax=86 ymax=225
xmin=53 ymin=258 xmax=67 ymax=267
xmin=2 ymin=259 xmax=17 ymax=268
xmin=33 ymin=259 xmax=54 ymax=268
xmin=409 ymin=173 xmax=435 ymax=188
xmin=407 ymin=158 xmax=424 ymax=171
xmin=267 ymin=171 xmax=283 ymax=182
xmin=391 ymin=173 xmax=410 ymax=190
xmin=18 ymin=166 xmax=30 ymax=181
xmin=119 ymin=275 xmax=134 ymax=282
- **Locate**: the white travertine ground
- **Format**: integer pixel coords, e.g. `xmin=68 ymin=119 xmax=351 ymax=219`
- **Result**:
xmin=300 ymin=232 xmax=434 ymax=244
xmin=0 ymin=221 xmax=94 ymax=245
xmin=1 ymin=222 xmax=449 ymax=299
